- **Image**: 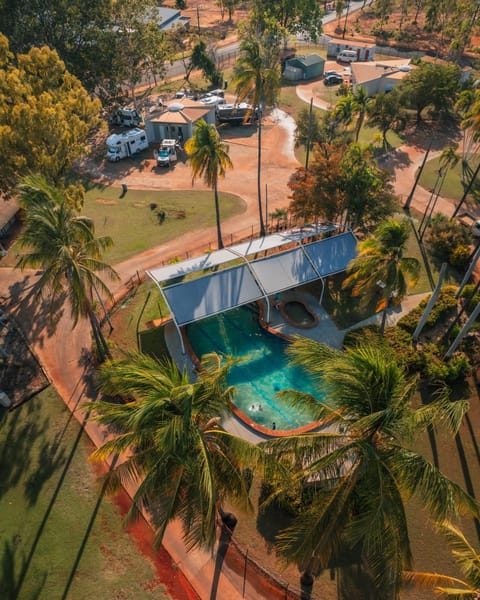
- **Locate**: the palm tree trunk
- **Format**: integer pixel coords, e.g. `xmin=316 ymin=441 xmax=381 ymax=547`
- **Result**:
xmin=257 ymin=113 xmax=266 ymax=237
xmin=452 ymin=160 xmax=480 ymax=218
xmin=213 ymin=181 xmax=224 ymax=249
xmin=88 ymin=308 xmax=111 ymax=362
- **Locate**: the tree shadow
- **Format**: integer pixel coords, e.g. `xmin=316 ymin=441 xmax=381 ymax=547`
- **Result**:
xmin=60 ymin=454 xmax=118 ymax=600
xmin=0 ymin=400 xmax=49 ymax=498
xmin=13 ymin=409 xmax=92 ymax=598
xmin=210 ymin=523 xmax=234 ymax=600
xmin=6 ymin=277 xmax=65 ymax=345
xmin=0 ymin=537 xmax=47 ymax=600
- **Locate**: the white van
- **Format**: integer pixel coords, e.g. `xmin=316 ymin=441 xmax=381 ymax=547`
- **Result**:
xmin=337 ymin=49 xmax=357 ymax=63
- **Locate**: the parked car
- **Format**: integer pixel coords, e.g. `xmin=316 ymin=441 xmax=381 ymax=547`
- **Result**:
xmin=324 ymin=70 xmax=343 ymax=78
xmin=324 ymin=74 xmax=344 ymax=86
xmin=202 ymin=89 xmax=224 ymax=98
xmin=200 ymin=95 xmax=226 ymax=107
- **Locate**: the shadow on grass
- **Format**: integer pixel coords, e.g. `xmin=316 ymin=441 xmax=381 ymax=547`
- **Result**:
xmin=13 ymin=388 xmax=93 ymax=599
xmin=0 ymin=400 xmax=52 ymax=500
xmin=60 ymin=454 xmax=118 ymax=600
xmin=0 ymin=538 xmax=47 ymax=600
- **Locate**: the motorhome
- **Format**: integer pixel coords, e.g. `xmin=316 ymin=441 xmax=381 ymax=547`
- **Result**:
xmin=216 ymin=103 xmax=256 ymax=125
xmin=106 ymin=128 xmax=149 ymax=161
xmin=337 ymin=49 xmax=358 ymax=63
xmin=156 ymin=139 xmax=178 ymax=167
xmin=111 ymin=107 xmax=142 ymax=127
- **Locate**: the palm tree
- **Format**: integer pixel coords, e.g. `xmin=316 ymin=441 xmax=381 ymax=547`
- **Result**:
xmin=333 ymin=94 xmax=355 ymax=135
xmin=15 ymin=175 xmax=118 ymax=361
xmin=263 ymin=339 xmax=474 ymax=598
xmin=233 ymin=35 xmax=280 ymax=237
xmin=352 ymin=86 xmax=369 ymax=142
xmin=91 ymin=351 xmax=267 ymax=550
xmin=405 ymin=522 xmax=480 ymax=597
xmin=185 ymin=119 xmax=233 ymax=250
xmin=343 ymin=218 xmax=420 ymax=332
xmin=419 ymin=144 xmax=459 ymax=239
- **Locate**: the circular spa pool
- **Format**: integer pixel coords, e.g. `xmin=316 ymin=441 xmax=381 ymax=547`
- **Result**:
xmin=185 ymin=305 xmax=324 ymax=430
xmin=279 ymin=299 xmax=318 ymax=329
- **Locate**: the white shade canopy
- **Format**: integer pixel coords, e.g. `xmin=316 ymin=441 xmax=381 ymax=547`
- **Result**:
xmin=147 ymin=231 xmax=357 ymax=327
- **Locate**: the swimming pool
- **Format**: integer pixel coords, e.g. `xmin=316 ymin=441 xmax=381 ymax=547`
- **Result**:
xmin=185 ymin=305 xmax=323 ymax=430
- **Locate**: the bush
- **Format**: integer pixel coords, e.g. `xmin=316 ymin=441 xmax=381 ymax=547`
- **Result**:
xmin=426 ymin=214 xmax=470 ymax=265
xmin=450 ymin=245 xmax=471 ymax=269
xmin=384 ymin=327 xmax=425 ymax=371
xmin=423 ymin=349 xmax=471 ymax=384
xmin=397 ymin=286 xmax=457 ymax=333
xmin=460 ymin=283 xmax=480 ymax=317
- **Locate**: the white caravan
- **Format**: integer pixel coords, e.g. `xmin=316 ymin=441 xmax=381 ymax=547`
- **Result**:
xmin=111 ymin=107 xmax=142 ymax=127
xmin=106 ymin=128 xmax=149 ymax=161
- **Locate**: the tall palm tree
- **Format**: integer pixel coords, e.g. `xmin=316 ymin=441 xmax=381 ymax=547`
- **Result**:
xmin=185 ymin=119 xmax=232 ymax=250
xmin=15 ymin=175 xmax=118 ymax=361
xmin=352 ymin=86 xmax=370 ymax=142
xmin=263 ymin=339 xmax=474 ymax=599
xmin=333 ymin=94 xmax=355 ymax=134
xmin=419 ymin=144 xmax=459 ymax=238
xmin=91 ymin=351 xmax=267 ymax=550
xmin=343 ymin=218 xmax=420 ymax=331
xmin=233 ymin=34 xmax=280 ymax=237
xmin=405 ymin=522 xmax=480 ymax=597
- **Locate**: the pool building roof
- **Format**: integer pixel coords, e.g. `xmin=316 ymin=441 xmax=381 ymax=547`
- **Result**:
xmin=146 ymin=229 xmax=357 ymax=340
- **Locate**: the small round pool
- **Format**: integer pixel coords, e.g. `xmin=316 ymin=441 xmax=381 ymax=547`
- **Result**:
xmin=279 ymin=299 xmax=318 ymax=329
xmin=185 ymin=306 xmax=324 ymax=430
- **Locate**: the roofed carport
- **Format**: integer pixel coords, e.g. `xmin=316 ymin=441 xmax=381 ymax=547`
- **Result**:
xmin=146 ymin=230 xmax=357 ymax=353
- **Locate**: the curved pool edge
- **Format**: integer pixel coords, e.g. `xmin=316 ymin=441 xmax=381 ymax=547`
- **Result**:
xmin=181 ymin=309 xmax=322 ymax=438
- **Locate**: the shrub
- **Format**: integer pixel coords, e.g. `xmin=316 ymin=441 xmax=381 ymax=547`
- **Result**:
xmin=397 ymin=286 xmax=457 ymax=333
xmin=426 ymin=214 xmax=470 ymax=264
xmin=384 ymin=327 xmax=425 ymax=371
xmin=423 ymin=349 xmax=471 ymax=384
xmin=460 ymin=283 xmax=480 ymax=317
xmin=450 ymin=245 xmax=471 ymax=269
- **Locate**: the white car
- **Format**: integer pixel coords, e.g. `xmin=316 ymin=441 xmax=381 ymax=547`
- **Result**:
xmin=200 ymin=95 xmax=226 ymax=107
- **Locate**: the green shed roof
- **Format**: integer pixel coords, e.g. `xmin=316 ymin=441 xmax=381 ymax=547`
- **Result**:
xmin=288 ymin=53 xmax=324 ymax=68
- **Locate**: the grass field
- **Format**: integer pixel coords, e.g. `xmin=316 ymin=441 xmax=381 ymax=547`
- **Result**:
xmin=419 ymin=154 xmax=480 ymax=203
xmin=0 ymin=387 xmax=170 ymax=600
xmin=82 ymin=186 xmax=246 ymax=264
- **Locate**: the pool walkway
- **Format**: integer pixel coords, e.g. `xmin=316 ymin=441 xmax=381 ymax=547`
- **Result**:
xmin=164 ymin=289 xmax=430 ymax=444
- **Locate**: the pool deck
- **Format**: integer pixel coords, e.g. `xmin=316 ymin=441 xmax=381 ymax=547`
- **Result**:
xmin=164 ymin=290 xmax=430 ymax=444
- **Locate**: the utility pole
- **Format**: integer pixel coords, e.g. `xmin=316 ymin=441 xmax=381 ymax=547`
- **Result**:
xmin=305 ymin=97 xmax=314 ymax=171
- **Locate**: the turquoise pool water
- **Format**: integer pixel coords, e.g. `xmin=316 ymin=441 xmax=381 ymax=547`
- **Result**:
xmin=185 ymin=306 xmax=323 ymax=430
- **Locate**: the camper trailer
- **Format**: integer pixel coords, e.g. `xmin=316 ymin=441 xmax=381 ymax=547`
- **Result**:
xmin=156 ymin=139 xmax=178 ymax=167
xmin=216 ymin=103 xmax=256 ymax=125
xmin=106 ymin=128 xmax=149 ymax=162
xmin=111 ymin=107 xmax=142 ymax=127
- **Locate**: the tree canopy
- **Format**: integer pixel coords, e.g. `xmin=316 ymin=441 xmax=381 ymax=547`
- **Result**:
xmin=0 ymin=34 xmax=102 ymax=195
xmin=398 ymin=62 xmax=461 ymax=122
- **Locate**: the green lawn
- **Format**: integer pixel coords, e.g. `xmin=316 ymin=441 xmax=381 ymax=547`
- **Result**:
xmin=83 ymin=185 xmax=246 ymax=264
xmin=420 ymin=154 xmax=480 ymax=203
xmin=0 ymin=387 xmax=169 ymax=600
xmin=109 ymin=282 xmax=170 ymax=358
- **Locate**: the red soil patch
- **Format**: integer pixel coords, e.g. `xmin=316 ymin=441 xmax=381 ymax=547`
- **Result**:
xmin=113 ymin=489 xmax=200 ymax=600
